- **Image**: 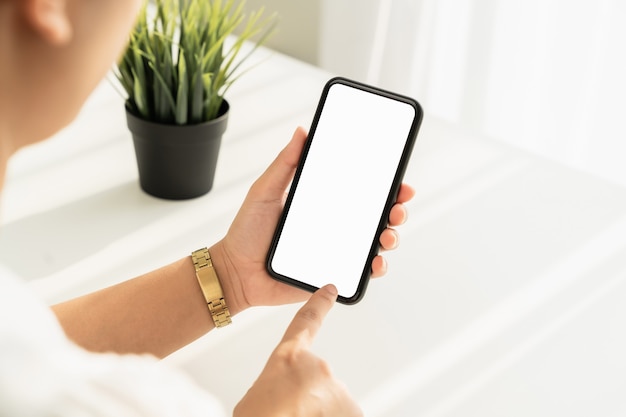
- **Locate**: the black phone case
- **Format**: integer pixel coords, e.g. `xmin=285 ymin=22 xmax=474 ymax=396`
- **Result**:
xmin=266 ymin=77 xmax=423 ymax=304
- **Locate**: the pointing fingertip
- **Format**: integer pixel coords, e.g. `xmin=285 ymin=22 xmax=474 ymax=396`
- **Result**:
xmin=322 ymin=284 xmax=338 ymax=298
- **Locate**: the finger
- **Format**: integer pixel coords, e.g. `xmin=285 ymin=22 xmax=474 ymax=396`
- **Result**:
xmin=252 ymin=127 xmax=308 ymax=200
xmin=388 ymin=203 xmax=407 ymax=226
xmin=396 ymin=183 xmax=416 ymax=204
xmin=379 ymin=228 xmax=399 ymax=250
xmin=281 ymin=284 xmax=338 ymax=347
xmin=371 ymin=255 xmax=388 ymax=278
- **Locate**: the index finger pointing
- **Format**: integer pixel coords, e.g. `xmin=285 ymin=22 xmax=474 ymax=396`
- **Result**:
xmin=281 ymin=284 xmax=338 ymax=347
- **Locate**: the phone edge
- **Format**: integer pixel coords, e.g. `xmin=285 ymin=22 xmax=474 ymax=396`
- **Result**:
xmin=266 ymin=76 xmax=424 ymax=305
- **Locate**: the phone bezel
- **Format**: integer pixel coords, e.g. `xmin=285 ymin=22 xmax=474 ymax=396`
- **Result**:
xmin=266 ymin=76 xmax=423 ymax=304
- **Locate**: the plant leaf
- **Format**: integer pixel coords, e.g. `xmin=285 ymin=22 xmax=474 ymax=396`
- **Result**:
xmin=112 ymin=0 xmax=277 ymax=124
xmin=175 ymin=49 xmax=188 ymax=125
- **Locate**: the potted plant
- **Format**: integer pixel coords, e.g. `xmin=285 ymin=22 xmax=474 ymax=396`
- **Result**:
xmin=115 ymin=0 xmax=276 ymax=199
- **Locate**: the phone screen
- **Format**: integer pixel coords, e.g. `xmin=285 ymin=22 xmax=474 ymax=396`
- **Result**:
xmin=267 ymin=78 xmax=422 ymax=304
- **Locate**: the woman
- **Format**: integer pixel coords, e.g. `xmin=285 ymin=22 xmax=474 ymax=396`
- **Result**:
xmin=0 ymin=1 xmax=415 ymax=416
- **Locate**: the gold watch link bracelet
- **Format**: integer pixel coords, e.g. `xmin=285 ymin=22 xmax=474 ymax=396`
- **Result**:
xmin=191 ymin=247 xmax=232 ymax=328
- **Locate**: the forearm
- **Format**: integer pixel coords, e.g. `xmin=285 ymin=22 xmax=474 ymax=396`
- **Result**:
xmin=51 ymin=242 xmax=242 ymax=358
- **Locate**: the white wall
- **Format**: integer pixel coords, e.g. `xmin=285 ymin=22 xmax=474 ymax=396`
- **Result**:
xmin=238 ymin=0 xmax=321 ymax=65
xmin=318 ymin=0 xmax=381 ymax=81
xmin=255 ymin=0 xmax=626 ymax=188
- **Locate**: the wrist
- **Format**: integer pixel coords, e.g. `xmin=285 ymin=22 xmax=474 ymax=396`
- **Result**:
xmin=207 ymin=241 xmax=249 ymax=317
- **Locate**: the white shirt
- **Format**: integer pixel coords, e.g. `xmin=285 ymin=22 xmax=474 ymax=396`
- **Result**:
xmin=0 ymin=265 xmax=227 ymax=417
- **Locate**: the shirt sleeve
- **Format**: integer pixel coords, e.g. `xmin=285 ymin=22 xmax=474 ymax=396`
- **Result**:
xmin=0 ymin=269 xmax=227 ymax=417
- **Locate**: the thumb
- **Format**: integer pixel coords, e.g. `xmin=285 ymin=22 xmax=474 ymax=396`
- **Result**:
xmin=281 ymin=284 xmax=338 ymax=347
xmin=252 ymin=127 xmax=308 ymax=200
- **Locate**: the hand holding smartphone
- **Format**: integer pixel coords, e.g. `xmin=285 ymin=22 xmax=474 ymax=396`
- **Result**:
xmin=266 ymin=77 xmax=423 ymax=304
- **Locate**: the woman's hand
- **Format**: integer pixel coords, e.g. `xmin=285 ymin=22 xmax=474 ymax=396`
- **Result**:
xmin=234 ymin=285 xmax=363 ymax=417
xmin=211 ymin=127 xmax=416 ymax=314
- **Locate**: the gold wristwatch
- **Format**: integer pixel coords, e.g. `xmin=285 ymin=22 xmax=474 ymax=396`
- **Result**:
xmin=191 ymin=248 xmax=232 ymax=328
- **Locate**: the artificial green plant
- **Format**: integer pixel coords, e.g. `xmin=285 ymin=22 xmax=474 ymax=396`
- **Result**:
xmin=115 ymin=0 xmax=276 ymax=125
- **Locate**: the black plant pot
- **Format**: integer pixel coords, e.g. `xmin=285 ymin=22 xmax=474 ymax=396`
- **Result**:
xmin=126 ymin=101 xmax=229 ymax=200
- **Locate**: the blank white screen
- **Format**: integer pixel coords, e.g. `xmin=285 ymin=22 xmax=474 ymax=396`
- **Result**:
xmin=270 ymin=83 xmax=415 ymax=299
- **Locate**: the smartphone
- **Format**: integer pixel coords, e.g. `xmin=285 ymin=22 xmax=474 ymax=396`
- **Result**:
xmin=266 ymin=77 xmax=423 ymax=304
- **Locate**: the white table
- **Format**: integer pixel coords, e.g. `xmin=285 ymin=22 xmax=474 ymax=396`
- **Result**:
xmin=3 ymin=48 xmax=626 ymax=417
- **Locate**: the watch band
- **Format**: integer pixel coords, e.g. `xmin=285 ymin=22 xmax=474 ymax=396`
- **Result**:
xmin=191 ymin=247 xmax=232 ymax=328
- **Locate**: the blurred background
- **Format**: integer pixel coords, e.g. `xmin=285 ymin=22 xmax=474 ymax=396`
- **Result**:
xmin=245 ymin=0 xmax=626 ymax=187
